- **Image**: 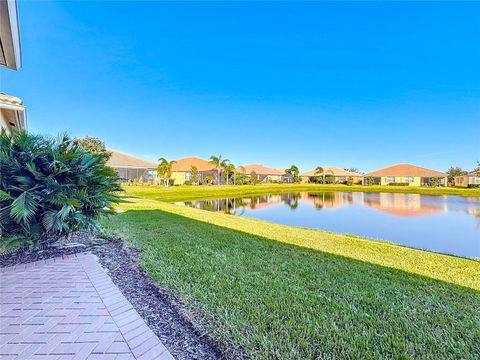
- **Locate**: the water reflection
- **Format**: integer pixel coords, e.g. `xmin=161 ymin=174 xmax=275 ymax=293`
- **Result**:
xmin=177 ymin=192 xmax=480 ymax=258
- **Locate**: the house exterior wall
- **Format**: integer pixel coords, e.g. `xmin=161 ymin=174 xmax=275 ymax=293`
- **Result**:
xmin=454 ymin=175 xmax=468 ymax=187
xmin=379 ymin=176 xmax=421 ymax=186
xmin=171 ymin=171 xmax=186 ymax=185
xmin=0 ymin=108 xmax=11 ymax=134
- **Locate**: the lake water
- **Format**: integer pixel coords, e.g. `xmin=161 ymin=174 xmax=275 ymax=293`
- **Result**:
xmin=176 ymin=192 xmax=480 ymax=259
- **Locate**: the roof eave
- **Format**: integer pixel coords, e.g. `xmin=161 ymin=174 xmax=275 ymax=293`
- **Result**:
xmin=0 ymin=0 xmax=22 ymax=70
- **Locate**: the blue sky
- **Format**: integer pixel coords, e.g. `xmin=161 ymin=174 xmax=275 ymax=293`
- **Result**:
xmin=1 ymin=1 xmax=479 ymax=172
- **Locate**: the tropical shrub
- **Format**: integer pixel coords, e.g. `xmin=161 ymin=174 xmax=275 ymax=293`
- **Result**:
xmin=325 ymin=176 xmax=334 ymax=184
xmin=0 ymin=131 xmax=121 ymax=249
xmin=430 ymin=177 xmax=439 ymax=187
xmin=203 ymin=175 xmax=214 ymax=185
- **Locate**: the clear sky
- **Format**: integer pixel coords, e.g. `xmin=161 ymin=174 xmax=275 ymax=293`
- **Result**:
xmin=1 ymin=1 xmax=479 ymax=173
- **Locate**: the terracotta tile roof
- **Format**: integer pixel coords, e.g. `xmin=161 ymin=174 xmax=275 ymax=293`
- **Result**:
xmin=171 ymin=157 xmax=216 ymax=172
xmin=237 ymin=164 xmax=285 ymax=175
xmin=300 ymin=167 xmax=362 ymax=177
xmin=365 ymin=164 xmax=446 ymax=177
xmin=107 ymin=150 xmax=157 ymax=169
xmin=0 ymin=93 xmax=23 ymax=106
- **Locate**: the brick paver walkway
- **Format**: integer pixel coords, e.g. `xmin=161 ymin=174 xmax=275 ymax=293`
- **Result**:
xmin=0 ymin=253 xmax=174 ymax=360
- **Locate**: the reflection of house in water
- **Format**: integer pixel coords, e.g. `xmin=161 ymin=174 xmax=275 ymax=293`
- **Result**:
xmin=299 ymin=192 xmax=447 ymax=217
xmin=363 ymin=193 xmax=444 ymax=217
xmin=300 ymin=192 xmax=360 ymax=209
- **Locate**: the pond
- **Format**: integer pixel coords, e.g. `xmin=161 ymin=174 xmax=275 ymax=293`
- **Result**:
xmin=176 ymin=192 xmax=480 ymax=259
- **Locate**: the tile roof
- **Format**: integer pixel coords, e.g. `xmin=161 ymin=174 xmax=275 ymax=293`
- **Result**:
xmin=300 ymin=166 xmax=362 ymax=177
xmin=171 ymin=157 xmax=217 ymax=172
xmin=365 ymin=164 xmax=446 ymax=177
xmin=0 ymin=93 xmax=23 ymax=106
xmin=237 ymin=164 xmax=285 ymax=175
xmin=107 ymin=150 xmax=157 ymax=169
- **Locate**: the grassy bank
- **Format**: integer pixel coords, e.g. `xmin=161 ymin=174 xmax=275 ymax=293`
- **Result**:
xmin=103 ymin=190 xmax=480 ymax=359
xmin=122 ymin=183 xmax=480 ymax=202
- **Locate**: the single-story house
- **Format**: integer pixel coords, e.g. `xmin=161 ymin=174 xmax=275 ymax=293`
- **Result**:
xmin=300 ymin=167 xmax=363 ymax=184
xmin=107 ymin=150 xmax=157 ymax=183
xmin=364 ymin=164 xmax=448 ymax=187
xmin=0 ymin=93 xmax=26 ymax=134
xmin=454 ymin=170 xmax=480 ymax=188
xmin=237 ymin=164 xmax=288 ymax=183
xmin=171 ymin=157 xmax=218 ymax=185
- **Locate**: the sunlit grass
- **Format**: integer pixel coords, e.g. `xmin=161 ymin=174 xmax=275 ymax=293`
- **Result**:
xmin=104 ymin=194 xmax=480 ymax=359
xmin=122 ymin=183 xmax=480 ymax=202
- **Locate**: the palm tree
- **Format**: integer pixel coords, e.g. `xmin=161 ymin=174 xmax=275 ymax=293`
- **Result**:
xmin=157 ymin=157 xmax=176 ymax=188
xmin=285 ymin=165 xmax=300 ymax=183
xmin=223 ymin=162 xmax=236 ymax=185
xmin=209 ymin=155 xmax=229 ymax=185
xmin=314 ymin=166 xmax=324 ymax=184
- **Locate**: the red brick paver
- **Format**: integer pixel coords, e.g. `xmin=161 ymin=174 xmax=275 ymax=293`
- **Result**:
xmin=0 ymin=253 xmax=174 ymax=360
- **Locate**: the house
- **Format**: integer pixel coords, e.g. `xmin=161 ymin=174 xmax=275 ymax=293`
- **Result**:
xmin=237 ymin=164 xmax=286 ymax=183
xmin=300 ymin=167 xmax=363 ymax=184
xmin=364 ymin=164 xmax=448 ymax=187
xmin=0 ymin=0 xmax=22 ymax=70
xmin=454 ymin=170 xmax=480 ymax=188
xmin=0 ymin=0 xmax=25 ymax=134
xmin=0 ymin=93 xmax=26 ymax=134
xmin=171 ymin=157 xmax=218 ymax=185
xmin=107 ymin=150 xmax=157 ymax=183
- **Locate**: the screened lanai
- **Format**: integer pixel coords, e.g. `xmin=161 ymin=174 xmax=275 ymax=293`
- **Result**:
xmin=107 ymin=150 xmax=157 ymax=183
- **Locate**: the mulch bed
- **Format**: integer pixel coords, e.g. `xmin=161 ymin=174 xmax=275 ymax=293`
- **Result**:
xmin=0 ymin=235 xmax=224 ymax=360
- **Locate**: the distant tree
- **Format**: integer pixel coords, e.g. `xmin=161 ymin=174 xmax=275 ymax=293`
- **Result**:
xmin=314 ymin=166 xmax=324 ymax=184
xmin=223 ymin=162 xmax=236 ymax=185
xmin=157 ymin=157 xmax=176 ymax=188
xmin=285 ymin=165 xmax=300 ymax=183
xmin=446 ymin=166 xmax=467 ymax=186
xmin=209 ymin=155 xmax=229 ymax=185
xmin=344 ymin=167 xmax=359 ymax=173
xmin=74 ymin=136 xmax=110 ymax=157
xmin=250 ymin=171 xmax=259 ymax=185
xmin=190 ymin=165 xmax=200 ymax=185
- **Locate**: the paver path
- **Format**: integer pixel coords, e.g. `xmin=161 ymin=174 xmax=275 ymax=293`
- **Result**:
xmin=0 ymin=252 xmax=174 ymax=360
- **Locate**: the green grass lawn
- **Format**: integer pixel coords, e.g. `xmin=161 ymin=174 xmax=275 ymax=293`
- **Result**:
xmin=122 ymin=183 xmax=480 ymax=202
xmin=103 ymin=185 xmax=480 ymax=359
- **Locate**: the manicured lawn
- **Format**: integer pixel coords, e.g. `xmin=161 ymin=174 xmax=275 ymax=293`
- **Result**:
xmin=123 ymin=183 xmax=480 ymax=202
xmin=103 ymin=187 xmax=480 ymax=359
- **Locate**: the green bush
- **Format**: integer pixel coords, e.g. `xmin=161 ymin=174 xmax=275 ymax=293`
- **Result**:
xmin=388 ymin=182 xmax=410 ymax=186
xmin=0 ymin=131 xmax=122 ymax=249
xmin=467 ymin=184 xmax=480 ymax=188
xmin=202 ymin=175 xmax=214 ymax=185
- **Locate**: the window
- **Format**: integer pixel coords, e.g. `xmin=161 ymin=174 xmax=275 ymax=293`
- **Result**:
xmin=386 ymin=176 xmax=395 ymax=183
xmin=185 ymin=172 xmax=192 ymax=181
xmin=405 ymin=176 xmax=414 ymax=183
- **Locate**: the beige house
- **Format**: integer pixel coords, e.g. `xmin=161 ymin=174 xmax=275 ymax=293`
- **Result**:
xmin=0 ymin=93 xmax=26 ymax=134
xmin=454 ymin=171 xmax=480 ymax=188
xmin=300 ymin=167 xmax=363 ymax=184
xmin=0 ymin=1 xmax=24 ymax=134
xmin=171 ymin=157 xmax=218 ymax=185
xmin=237 ymin=164 xmax=287 ymax=183
xmin=364 ymin=164 xmax=448 ymax=187
xmin=107 ymin=150 xmax=157 ymax=183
